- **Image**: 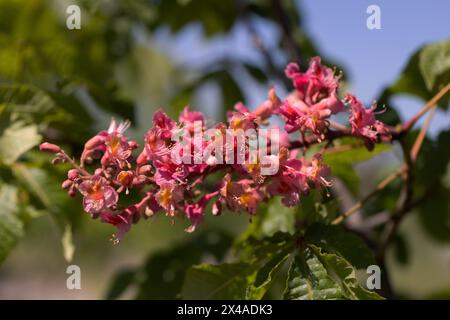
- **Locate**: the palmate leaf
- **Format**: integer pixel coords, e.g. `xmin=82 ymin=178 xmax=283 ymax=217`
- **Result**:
xmin=182 ymin=233 xmax=293 ymax=300
xmin=283 ymin=248 xmax=342 ymax=300
xmin=284 ymin=246 xmax=383 ymax=300
xmin=246 ymin=247 xmax=291 ymax=299
xmin=182 ymin=223 xmax=383 ymax=300
xmin=310 ymin=245 xmax=383 ymax=300
xmin=305 ymin=223 xmax=375 ymax=269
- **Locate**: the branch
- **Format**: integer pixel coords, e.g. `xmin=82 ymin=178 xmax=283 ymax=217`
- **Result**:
xmin=399 ymin=83 xmax=450 ymax=134
xmin=331 ymin=165 xmax=406 ymax=225
xmin=332 ymin=82 xmax=450 ymax=225
xmin=410 ymin=103 xmax=437 ymax=162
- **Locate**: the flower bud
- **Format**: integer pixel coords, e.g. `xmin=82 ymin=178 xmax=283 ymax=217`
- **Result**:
xmin=39 ymin=142 xmax=61 ymax=154
xmin=68 ymin=169 xmax=79 ymax=180
xmin=136 ymin=151 xmax=149 ymax=165
xmin=84 ymin=135 xmax=105 ymax=150
xmin=117 ymin=170 xmax=134 ymax=186
xmin=61 ymin=179 xmax=73 ymax=189
xmin=68 ymin=185 xmax=77 ymax=197
xmin=138 ymin=165 xmax=152 ymax=175
xmin=128 ymin=141 xmax=139 ymax=149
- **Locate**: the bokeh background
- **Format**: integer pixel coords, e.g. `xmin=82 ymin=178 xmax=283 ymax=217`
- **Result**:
xmin=0 ymin=0 xmax=449 ymax=299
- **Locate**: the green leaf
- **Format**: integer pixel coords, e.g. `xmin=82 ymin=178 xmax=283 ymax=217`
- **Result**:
xmin=380 ymin=40 xmax=450 ymax=110
xmin=416 ymin=130 xmax=450 ymax=189
xmin=0 ymin=124 xmax=41 ymax=165
xmin=305 ymin=224 xmax=375 ymax=269
xmin=183 ymin=232 xmax=293 ymax=300
xmin=0 ymin=184 xmax=24 ymax=264
xmin=324 ymin=141 xmax=391 ymax=194
xmin=181 ymin=262 xmax=251 ymax=300
xmin=12 ymin=164 xmax=82 ymax=228
xmin=283 ymin=248 xmax=343 ymax=300
xmin=310 ymin=245 xmax=383 ymax=300
xmin=419 ymin=40 xmax=450 ymax=93
xmin=246 ymin=247 xmax=291 ymax=299
xmin=418 ymin=185 xmax=450 ymax=243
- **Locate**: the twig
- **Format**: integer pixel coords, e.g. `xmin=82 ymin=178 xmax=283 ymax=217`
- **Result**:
xmin=410 ymin=104 xmax=437 ymax=162
xmin=59 ymin=150 xmax=92 ymax=177
xmin=331 ymin=165 xmax=406 ymax=225
xmin=400 ymin=83 xmax=450 ymax=134
xmin=332 ymin=82 xmax=450 ymax=225
xmin=377 ymin=101 xmax=438 ymax=259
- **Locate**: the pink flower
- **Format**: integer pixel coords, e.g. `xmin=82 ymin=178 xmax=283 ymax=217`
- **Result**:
xmin=104 ymin=120 xmax=135 ymax=162
xmin=285 ymin=57 xmax=341 ymax=110
xmin=153 ymin=110 xmax=176 ymax=140
xmin=141 ymin=111 xmax=178 ymax=162
xmin=183 ymin=192 xmax=217 ymax=233
xmin=300 ymin=154 xmax=332 ymax=189
xmin=227 ymin=103 xmax=257 ymax=131
xmin=100 ymin=205 xmax=137 ymax=244
xmin=253 ymin=87 xmax=282 ymax=121
xmin=279 ymin=100 xmax=328 ymax=135
xmin=280 ymin=57 xmax=344 ymax=135
xmin=346 ymin=95 xmax=390 ymax=149
xmin=179 ymin=106 xmax=205 ymax=133
xmin=81 ymin=119 xmax=136 ymax=168
xmin=154 ymin=159 xmax=189 ymax=186
xmin=156 ymin=183 xmax=184 ymax=217
xmin=266 ymin=155 xmax=307 ymax=207
xmin=219 ymin=174 xmax=263 ymax=214
xmin=78 ymin=176 xmax=118 ymax=215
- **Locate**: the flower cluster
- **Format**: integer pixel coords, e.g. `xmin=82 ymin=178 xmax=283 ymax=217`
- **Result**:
xmin=40 ymin=57 xmax=391 ymax=242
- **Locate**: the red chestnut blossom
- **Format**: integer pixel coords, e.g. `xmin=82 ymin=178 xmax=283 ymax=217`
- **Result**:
xmin=179 ymin=106 xmax=205 ymax=133
xmin=81 ymin=119 xmax=137 ymax=168
xmin=78 ymin=176 xmax=118 ymax=216
xmin=280 ymin=57 xmax=344 ymax=136
xmin=219 ymin=174 xmax=263 ymax=215
xmin=346 ymin=94 xmax=391 ymax=150
xmin=227 ymin=102 xmax=257 ymax=131
xmin=40 ymin=57 xmax=392 ymax=242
